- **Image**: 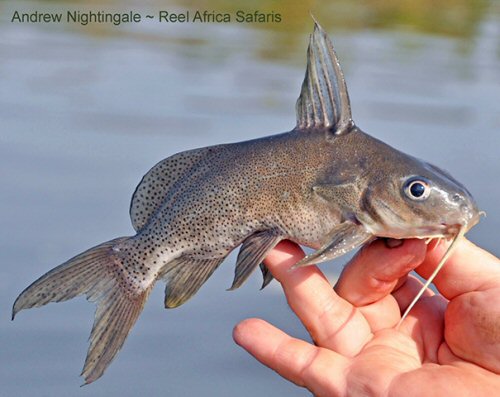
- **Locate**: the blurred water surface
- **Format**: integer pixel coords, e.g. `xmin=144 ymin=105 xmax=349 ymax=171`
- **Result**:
xmin=1 ymin=0 xmax=499 ymax=396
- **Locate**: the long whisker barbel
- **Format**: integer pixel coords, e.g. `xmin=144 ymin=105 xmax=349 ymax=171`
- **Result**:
xmin=397 ymin=227 xmax=465 ymax=329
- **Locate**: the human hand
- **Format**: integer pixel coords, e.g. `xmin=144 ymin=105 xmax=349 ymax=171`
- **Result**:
xmin=233 ymin=238 xmax=500 ymax=396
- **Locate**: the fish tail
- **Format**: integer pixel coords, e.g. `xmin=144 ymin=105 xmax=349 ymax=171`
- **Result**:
xmin=12 ymin=237 xmax=154 ymax=384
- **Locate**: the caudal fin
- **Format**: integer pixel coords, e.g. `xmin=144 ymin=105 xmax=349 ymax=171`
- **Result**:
xmin=12 ymin=237 xmax=153 ymax=384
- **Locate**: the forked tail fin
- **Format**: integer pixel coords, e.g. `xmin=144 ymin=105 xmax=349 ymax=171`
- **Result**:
xmin=12 ymin=237 xmax=154 ymax=384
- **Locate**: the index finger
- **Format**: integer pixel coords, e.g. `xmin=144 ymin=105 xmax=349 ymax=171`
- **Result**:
xmin=334 ymin=238 xmax=427 ymax=306
xmin=263 ymin=241 xmax=372 ymax=357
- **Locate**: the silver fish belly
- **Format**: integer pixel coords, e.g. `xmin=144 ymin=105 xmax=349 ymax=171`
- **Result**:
xmin=12 ymin=21 xmax=481 ymax=384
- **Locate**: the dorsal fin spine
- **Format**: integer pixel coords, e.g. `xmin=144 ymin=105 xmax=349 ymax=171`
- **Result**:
xmin=296 ymin=22 xmax=353 ymax=133
xmin=309 ymin=43 xmax=327 ymax=126
xmin=313 ymin=38 xmax=334 ymax=126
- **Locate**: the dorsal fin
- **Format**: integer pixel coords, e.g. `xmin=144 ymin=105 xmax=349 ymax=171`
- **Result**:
xmin=130 ymin=147 xmax=211 ymax=231
xmin=296 ymin=21 xmax=353 ymax=133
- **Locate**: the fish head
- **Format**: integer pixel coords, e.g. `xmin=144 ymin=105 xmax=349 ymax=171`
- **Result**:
xmin=294 ymin=21 xmax=482 ymax=242
xmin=358 ymin=154 xmax=481 ymax=240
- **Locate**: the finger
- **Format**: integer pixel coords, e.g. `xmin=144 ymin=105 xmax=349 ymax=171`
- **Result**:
xmin=233 ymin=318 xmax=349 ymax=396
xmin=418 ymin=239 xmax=500 ymax=373
xmin=357 ymin=294 xmax=401 ymax=331
xmin=335 ymin=239 xmax=427 ymax=306
xmin=263 ymin=241 xmax=372 ymax=356
xmin=392 ymin=275 xmax=435 ymax=313
xmin=392 ymin=275 xmax=447 ymax=362
xmin=416 ymin=238 xmax=500 ymax=299
xmin=395 ymin=292 xmax=447 ymax=363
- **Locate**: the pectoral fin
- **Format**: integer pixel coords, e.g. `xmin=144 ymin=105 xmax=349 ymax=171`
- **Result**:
xmin=228 ymin=230 xmax=282 ymax=291
xmin=292 ymin=222 xmax=373 ymax=268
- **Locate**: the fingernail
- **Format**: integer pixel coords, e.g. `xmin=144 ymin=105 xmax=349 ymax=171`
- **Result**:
xmin=385 ymin=238 xmax=403 ymax=248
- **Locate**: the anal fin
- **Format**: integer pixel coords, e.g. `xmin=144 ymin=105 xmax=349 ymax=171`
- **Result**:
xmin=292 ymin=222 xmax=373 ymax=268
xmin=160 ymin=256 xmax=224 ymax=308
xmin=228 ymin=230 xmax=282 ymax=291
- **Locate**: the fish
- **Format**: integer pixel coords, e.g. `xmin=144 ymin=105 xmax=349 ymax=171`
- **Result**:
xmin=12 ymin=21 xmax=481 ymax=384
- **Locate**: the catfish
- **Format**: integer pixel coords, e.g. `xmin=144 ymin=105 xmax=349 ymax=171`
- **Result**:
xmin=12 ymin=22 xmax=481 ymax=384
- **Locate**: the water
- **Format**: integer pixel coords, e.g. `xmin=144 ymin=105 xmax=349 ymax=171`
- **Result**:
xmin=1 ymin=1 xmax=499 ymax=396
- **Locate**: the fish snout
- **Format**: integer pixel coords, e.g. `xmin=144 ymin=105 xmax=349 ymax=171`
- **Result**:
xmin=449 ymin=191 xmax=481 ymax=230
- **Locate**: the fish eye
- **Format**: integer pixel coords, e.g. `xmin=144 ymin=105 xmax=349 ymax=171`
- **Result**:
xmin=404 ymin=178 xmax=431 ymax=201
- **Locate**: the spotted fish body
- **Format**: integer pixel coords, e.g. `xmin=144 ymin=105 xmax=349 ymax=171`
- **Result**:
xmin=12 ymin=22 xmax=480 ymax=384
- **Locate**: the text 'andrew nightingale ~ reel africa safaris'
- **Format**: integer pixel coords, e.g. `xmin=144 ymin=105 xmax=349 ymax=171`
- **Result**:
xmin=10 ymin=9 xmax=283 ymax=26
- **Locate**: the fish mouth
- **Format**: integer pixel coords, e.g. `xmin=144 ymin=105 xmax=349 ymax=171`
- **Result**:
xmin=381 ymin=209 xmax=485 ymax=241
xmin=413 ymin=224 xmax=462 ymax=240
xmin=380 ymin=220 xmax=474 ymax=241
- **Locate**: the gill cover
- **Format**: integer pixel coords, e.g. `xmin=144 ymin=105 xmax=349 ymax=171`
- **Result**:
xmin=294 ymin=21 xmax=372 ymax=266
